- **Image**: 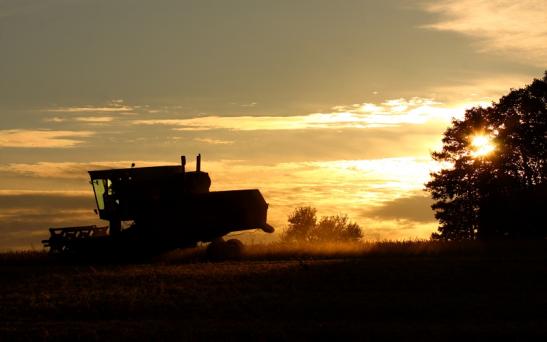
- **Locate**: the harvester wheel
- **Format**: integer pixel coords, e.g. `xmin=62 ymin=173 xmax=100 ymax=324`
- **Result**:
xmin=224 ymin=239 xmax=244 ymax=260
xmin=206 ymin=238 xmax=244 ymax=261
xmin=206 ymin=238 xmax=225 ymax=261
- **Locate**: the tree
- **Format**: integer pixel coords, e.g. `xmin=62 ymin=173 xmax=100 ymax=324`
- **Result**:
xmin=283 ymin=206 xmax=317 ymax=242
xmin=282 ymin=207 xmax=363 ymax=242
xmin=426 ymin=72 xmax=547 ymax=240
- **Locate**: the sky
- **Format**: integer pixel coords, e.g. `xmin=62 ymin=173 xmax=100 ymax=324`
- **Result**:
xmin=0 ymin=0 xmax=545 ymax=250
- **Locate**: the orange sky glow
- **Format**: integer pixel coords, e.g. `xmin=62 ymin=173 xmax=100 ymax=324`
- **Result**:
xmin=0 ymin=0 xmax=545 ymax=250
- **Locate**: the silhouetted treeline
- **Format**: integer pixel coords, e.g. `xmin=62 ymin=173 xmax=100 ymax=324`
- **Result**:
xmin=427 ymin=71 xmax=547 ymax=240
xmin=282 ymin=207 xmax=363 ymax=243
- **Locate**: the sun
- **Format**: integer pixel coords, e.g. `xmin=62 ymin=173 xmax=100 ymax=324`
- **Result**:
xmin=470 ymin=134 xmax=496 ymax=157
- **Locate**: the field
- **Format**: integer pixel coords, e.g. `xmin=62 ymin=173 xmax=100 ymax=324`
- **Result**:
xmin=2 ymin=241 xmax=547 ymax=341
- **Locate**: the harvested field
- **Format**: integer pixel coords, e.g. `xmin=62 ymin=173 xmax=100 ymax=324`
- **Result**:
xmin=1 ymin=241 xmax=547 ymax=340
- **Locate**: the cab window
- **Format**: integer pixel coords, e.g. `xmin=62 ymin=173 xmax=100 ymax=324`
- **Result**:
xmin=92 ymin=179 xmax=107 ymax=210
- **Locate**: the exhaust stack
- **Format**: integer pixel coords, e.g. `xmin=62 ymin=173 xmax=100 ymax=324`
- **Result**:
xmin=196 ymin=154 xmax=201 ymax=172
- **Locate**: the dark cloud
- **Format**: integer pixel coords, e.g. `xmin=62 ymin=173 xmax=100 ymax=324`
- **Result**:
xmin=365 ymin=194 xmax=435 ymax=223
xmin=172 ymin=124 xmax=445 ymax=164
xmin=0 ymin=193 xmax=96 ymax=209
xmin=0 ymin=193 xmax=101 ymax=250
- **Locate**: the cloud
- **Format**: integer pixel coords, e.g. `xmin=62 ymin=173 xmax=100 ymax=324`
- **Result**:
xmin=0 ymin=157 xmax=441 ymax=249
xmin=204 ymin=157 xmax=440 ymax=227
xmin=0 ymin=161 xmax=167 ymax=180
xmin=423 ymin=0 xmax=547 ymax=66
xmin=47 ymin=106 xmax=133 ymax=113
xmin=133 ymin=97 xmax=460 ymax=131
xmin=46 ymin=100 xmax=135 ymax=114
xmin=195 ymin=138 xmax=234 ymax=145
xmin=43 ymin=116 xmax=116 ymax=124
xmin=75 ymin=116 xmax=115 ymax=123
xmin=44 ymin=116 xmax=66 ymax=123
xmin=0 ymin=129 xmax=94 ymax=148
xmin=0 ymin=190 xmax=95 ymax=210
xmin=365 ymin=193 xmax=435 ymax=223
xmin=431 ymin=74 xmax=533 ymax=104
xmin=0 ymin=191 xmax=100 ymax=251
xmin=0 ymin=157 xmax=438 ymax=207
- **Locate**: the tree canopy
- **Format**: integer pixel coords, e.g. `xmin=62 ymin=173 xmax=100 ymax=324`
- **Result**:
xmin=282 ymin=206 xmax=363 ymax=243
xmin=426 ymin=72 xmax=547 ymax=240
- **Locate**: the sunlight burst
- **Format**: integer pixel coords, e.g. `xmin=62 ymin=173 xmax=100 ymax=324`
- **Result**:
xmin=470 ymin=134 xmax=496 ymax=157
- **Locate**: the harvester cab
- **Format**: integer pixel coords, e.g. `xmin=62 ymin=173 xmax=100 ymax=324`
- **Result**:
xmin=43 ymin=155 xmax=274 ymax=257
xmin=88 ymin=155 xmax=211 ymax=235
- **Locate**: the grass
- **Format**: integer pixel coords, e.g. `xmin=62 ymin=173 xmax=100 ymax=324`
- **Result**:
xmin=2 ymin=240 xmax=547 ymax=340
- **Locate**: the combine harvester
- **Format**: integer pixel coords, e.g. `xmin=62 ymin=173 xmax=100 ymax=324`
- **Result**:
xmin=42 ymin=155 xmax=274 ymax=259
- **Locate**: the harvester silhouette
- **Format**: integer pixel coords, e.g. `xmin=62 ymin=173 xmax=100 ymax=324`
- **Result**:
xmin=42 ymin=155 xmax=274 ymax=259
